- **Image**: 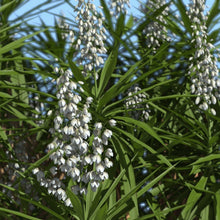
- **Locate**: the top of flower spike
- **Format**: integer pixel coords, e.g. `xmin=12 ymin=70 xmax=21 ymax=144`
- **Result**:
xmin=141 ymin=0 xmax=171 ymax=51
xmin=74 ymin=0 xmax=106 ymax=79
xmin=187 ymin=0 xmax=220 ymax=115
xmin=109 ymin=0 xmax=130 ymax=17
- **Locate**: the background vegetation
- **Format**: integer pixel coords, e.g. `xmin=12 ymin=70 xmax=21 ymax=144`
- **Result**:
xmin=0 ymin=0 xmax=220 ymax=219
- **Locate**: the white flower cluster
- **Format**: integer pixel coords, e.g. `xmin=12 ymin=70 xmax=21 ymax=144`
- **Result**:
xmin=187 ymin=0 xmax=220 ymax=115
xmin=74 ymin=0 xmax=106 ymax=78
xmin=125 ymin=86 xmax=150 ymax=121
xmin=143 ymin=0 xmax=170 ymax=51
xmin=31 ymin=95 xmax=45 ymax=125
xmin=33 ymin=68 xmax=115 ymax=205
xmin=109 ymin=0 xmax=130 ymax=17
xmin=57 ymin=16 xmax=70 ymax=40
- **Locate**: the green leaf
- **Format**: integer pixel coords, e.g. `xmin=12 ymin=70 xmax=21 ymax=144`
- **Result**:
xmin=175 ymin=0 xmax=193 ymax=33
xmin=0 ymin=85 xmax=56 ymax=99
xmin=115 ymin=13 xmax=125 ymax=37
xmin=112 ymin=136 xmax=139 ymax=218
xmin=115 ymin=116 xmax=165 ymax=147
xmin=100 ymin=0 xmax=113 ymax=31
xmin=20 ymin=197 xmax=66 ymax=220
xmin=133 ymin=204 xmax=186 ymax=220
xmin=191 ymin=154 xmax=220 ymax=165
xmin=66 ymin=182 xmax=84 ymax=220
xmin=68 ymin=58 xmax=90 ymax=94
xmin=0 ymin=183 xmax=66 ymax=220
xmin=97 ymin=45 xmax=119 ymax=98
xmin=125 ymin=15 xmax=133 ymax=31
xmin=0 ymin=92 xmax=13 ymax=98
xmin=97 ymin=60 xmax=142 ymax=110
xmin=0 ymin=207 xmax=42 ymax=220
xmin=181 ymin=176 xmax=208 ymax=219
xmin=207 ymin=0 xmax=220 ymax=28
xmin=0 ymin=126 xmax=8 ymax=141
xmin=107 ymin=165 xmax=175 ymax=219
xmin=94 ymin=202 xmax=108 ymax=220
xmin=85 ymin=184 xmax=104 ymax=220
xmin=68 ymin=59 xmax=85 ymax=82
xmin=89 ymin=169 xmax=126 ymax=220
xmin=215 ymin=189 xmax=220 ymax=220
xmin=98 ymin=59 xmax=169 ymax=112
xmin=102 ymin=78 xmax=175 ymax=115
xmin=6 ymin=105 xmax=37 ymax=127
xmin=113 ymin=126 xmax=172 ymax=168
xmin=11 ymin=50 xmax=29 ymax=104
xmin=0 ymin=0 xmax=16 ymax=13
xmin=0 ymin=183 xmax=26 ymax=196
xmin=24 ymin=147 xmax=59 ymax=175
xmin=0 ymin=29 xmax=46 ymax=55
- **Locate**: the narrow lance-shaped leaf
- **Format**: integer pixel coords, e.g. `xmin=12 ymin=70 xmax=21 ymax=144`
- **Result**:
xmin=206 ymin=0 xmax=220 ymax=28
xmin=181 ymin=176 xmax=208 ymax=219
xmin=0 ymin=0 xmax=16 ymax=13
xmin=66 ymin=187 xmax=83 ymax=220
xmin=107 ymin=165 xmax=175 ymax=219
xmin=191 ymin=154 xmax=220 ymax=165
xmin=0 ymin=29 xmax=47 ymax=55
xmin=115 ymin=116 xmax=165 ymax=147
xmin=112 ymin=135 xmax=139 ymax=218
xmin=97 ymin=44 xmax=119 ymax=98
xmin=113 ymin=126 xmax=172 ymax=167
xmin=215 ymin=189 xmax=220 ymax=220
xmin=0 ymin=207 xmax=42 ymax=220
xmin=89 ymin=169 xmax=126 ymax=220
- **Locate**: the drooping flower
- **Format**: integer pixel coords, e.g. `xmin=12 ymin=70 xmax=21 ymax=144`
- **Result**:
xmin=74 ymin=0 xmax=106 ymax=78
xmin=33 ymin=68 xmax=115 ymax=201
xmin=109 ymin=0 xmax=130 ymax=18
xmin=125 ymin=86 xmax=150 ymax=121
xmin=187 ymin=0 xmax=220 ymax=115
xmin=141 ymin=0 xmax=170 ymax=52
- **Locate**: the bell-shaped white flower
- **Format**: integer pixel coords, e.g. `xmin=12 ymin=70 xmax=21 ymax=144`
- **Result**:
xmin=96 ymin=163 xmax=105 ymax=173
xmin=109 ymin=119 xmax=117 ymax=127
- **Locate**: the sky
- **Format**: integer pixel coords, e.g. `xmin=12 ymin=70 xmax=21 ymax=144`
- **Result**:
xmin=10 ymin=0 xmax=215 ymax=27
xmin=10 ymin=0 xmax=142 ymax=26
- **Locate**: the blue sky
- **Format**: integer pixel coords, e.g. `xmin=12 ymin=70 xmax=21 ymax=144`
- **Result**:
xmin=11 ymin=0 xmax=215 ymax=26
xmin=10 ymin=0 xmax=141 ymax=25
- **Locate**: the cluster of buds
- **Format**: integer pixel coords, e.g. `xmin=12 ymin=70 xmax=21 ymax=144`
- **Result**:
xmin=109 ymin=0 xmax=130 ymax=18
xmin=31 ymin=95 xmax=45 ymax=125
xmin=74 ymin=0 xmax=106 ymax=78
xmin=33 ymin=68 xmax=115 ymax=206
xmin=57 ymin=15 xmax=71 ymax=40
xmin=187 ymin=0 xmax=220 ymax=115
xmin=142 ymin=0 xmax=170 ymax=51
xmin=125 ymin=86 xmax=150 ymax=121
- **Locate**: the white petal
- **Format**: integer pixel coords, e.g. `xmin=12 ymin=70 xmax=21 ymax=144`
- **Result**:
xmin=195 ymin=96 xmax=200 ymax=105
xmin=211 ymin=108 xmax=216 ymax=115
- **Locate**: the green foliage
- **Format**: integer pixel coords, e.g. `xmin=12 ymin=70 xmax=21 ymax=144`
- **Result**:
xmin=1 ymin=0 xmax=220 ymax=219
